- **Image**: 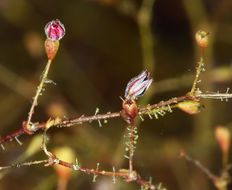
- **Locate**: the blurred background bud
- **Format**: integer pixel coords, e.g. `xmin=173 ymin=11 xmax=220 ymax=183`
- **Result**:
xmin=23 ymin=31 xmax=43 ymax=58
xmin=195 ymin=30 xmax=209 ymax=49
xmin=46 ymin=101 xmax=67 ymax=118
xmin=215 ymin=126 xmax=230 ymax=154
xmin=53 ymin=146 xmax=76 ymax=190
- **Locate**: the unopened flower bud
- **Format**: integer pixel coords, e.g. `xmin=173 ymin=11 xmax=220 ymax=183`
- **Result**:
xmin=177 ymin=101 xmax=200 ymax=115
xmin=125 ymin=70 xmax=152 ymax=100
xmin=195 ymin=30 xmax=209 ymax=49
xmin=215 ymin=126 xmax=230 ymax=154
xmin=44 ymin=19 xmax=65 ymax=41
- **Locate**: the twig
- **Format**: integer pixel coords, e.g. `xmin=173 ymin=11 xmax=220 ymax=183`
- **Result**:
xmin=0 ymin=157 xmax=155 ymax=189
xmin=0 ymin=159 xmax=48 ymax=171
xmin=2 ymin=92 xmax=232 ymax=145
xmin=26 ymin=59 xmax=52 ymax=129
xmin=129 ymin=119 xmax=134 ymax=175
xmin=190 ymin=57 xmax=204 ymax=95
xmin=179 ymin=150 xmax=217 ymax=181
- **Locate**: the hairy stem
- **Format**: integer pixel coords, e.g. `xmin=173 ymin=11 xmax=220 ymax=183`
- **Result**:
xmin=27 ymin=59 xmax=52 ymax=128
xmin=1 ymin=92 xmax=232 ymax=146
xmin=190 ymin=57 xmax=204 ymax=95
xmin=0 ymin=157 xmax=155 ymax=189
xmin=129 ymin=119 xmax=134 ymax=175
xmin=0 ymin=159 xmax=48 ymax=170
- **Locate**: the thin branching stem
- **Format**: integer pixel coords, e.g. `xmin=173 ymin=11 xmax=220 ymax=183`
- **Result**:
xmin=0 ymin=159 xmax=49 ymax=170
xmin=0 ymin=157 xmax=155 ymax=189
xmin=27 ymin=59 xmax=52 ymax=128
xmin=129 ymin=119 xmax=134 ymax=175
xmin=2 ymin=92 xmax=232 ymax=145
xmin=190 ymin=57 xmax=204 ymax=95
xmin=181 ymin=151 xmax=217 ymax=181
xmin=196 ymin=93 xmax=232 ymax=100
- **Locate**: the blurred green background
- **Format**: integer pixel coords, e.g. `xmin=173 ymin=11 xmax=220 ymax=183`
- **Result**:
xmin=0 ymin=0 xmax=232 ymax=189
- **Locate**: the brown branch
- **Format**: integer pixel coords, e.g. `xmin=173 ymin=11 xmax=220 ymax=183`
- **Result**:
xmin=0 ymin=112 xmax=120 ymax=145
xmin=0 ymin=159 xmax=49 ymax=170
xmin=0 ymin=128 xmax=25 ymax=145
xmin=0 ymin=143 xmax=155 ymax=188
xmin=129 ymin=119 xmax=134 ymax=175
xmin=1 ymin=92 xmax=232 ymax=146
xmin=0 ymin=157 xmax=155 ymax=189
xmin=0 ymin=95 xmax=186 ymax=145
xmin=138 ymin=95 xmax=196 ymax=114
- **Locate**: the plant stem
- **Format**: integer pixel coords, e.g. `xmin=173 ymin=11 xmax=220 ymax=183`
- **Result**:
xmin=138 ymin=0 xmax=156 ymax=73
xmin=190 ymin=57 xmax=204 ymax=95
xmin=129 ymin=118 xmax=134 ymax=175
xmin=26 ymin=59 xmax=52 ymax=128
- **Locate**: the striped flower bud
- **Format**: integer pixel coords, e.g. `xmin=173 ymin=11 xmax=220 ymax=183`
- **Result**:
xmin=125 ymin=70 xmax=152 ymax=100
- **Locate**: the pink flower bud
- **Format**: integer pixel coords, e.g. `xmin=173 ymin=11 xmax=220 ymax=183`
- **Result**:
xmin=44 ymin=19 xmax=65 ymax=41
xmin=125 ymin=70 xmax=152 ymax=100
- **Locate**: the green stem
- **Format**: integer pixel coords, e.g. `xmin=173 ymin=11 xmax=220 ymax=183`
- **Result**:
xmin=26 ymin=59 xmax=52 ymax=128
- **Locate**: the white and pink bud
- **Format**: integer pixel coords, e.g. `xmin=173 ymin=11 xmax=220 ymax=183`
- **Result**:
xmin=125 ymin=70 xmax=152 ymax=100
xmin=44 ymin=19 xmax=65 ymax=60
xmin=44 ymin=19 xmax=65 ymax=41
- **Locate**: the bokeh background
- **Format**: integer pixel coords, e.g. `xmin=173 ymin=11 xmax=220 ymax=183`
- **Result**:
xmin=0 ymin=0 xmax=232 ymax=189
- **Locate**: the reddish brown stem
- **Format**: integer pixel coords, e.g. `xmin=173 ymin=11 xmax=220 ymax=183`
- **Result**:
xmin=180 ymin=150 xmax=218 ymax=181
xmin=60 ymin=112 xmax=121 ymax=126
xmin=0 ymin=157 xmax=154 ymax=189
xmin=0 ymin=128 xmax=25 ymax=145
xmin=139 ymin=95 xmax=196 ymax=114
xmin=0 ymin=112 xmax=120 ymax=145
xmin=0 ymin=159 xmax=49 ymax=170
xmin=0 ymin=94 xmax=198 ymax=146
xmin=129 ymin=118 xmax=134 ymax=175
xmin=58 ymin=159 xmax=154 ymax=189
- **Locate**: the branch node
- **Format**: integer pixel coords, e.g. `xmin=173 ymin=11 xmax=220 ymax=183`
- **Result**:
xmin=73 ymin=158 xmax=80 ymax=171
xmin=22 ymin=121 xmax=35 ymax=135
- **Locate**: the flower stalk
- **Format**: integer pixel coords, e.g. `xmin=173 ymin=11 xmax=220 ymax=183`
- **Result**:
xmin=122 ymin=70 xmax=153 ymax=176
xmin=24 ymin=19 xmax=65 ymax=134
